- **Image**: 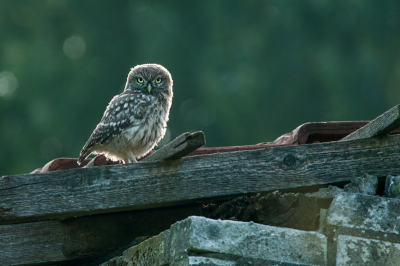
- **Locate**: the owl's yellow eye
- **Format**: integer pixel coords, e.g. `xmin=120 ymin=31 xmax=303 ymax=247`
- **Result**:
xmin=137 ymin=77 xmax=144 ymax=83
xmin=155 ymin=78 xmax=162 ymax=83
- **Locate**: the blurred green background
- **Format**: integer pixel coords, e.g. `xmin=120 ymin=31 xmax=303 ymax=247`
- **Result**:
xmin=1 ymin=0 xmax=400 ymax=175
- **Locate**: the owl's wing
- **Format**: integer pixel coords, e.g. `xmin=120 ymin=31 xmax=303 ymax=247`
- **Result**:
xmin=78 ymin=92 xmax=155 ymax=164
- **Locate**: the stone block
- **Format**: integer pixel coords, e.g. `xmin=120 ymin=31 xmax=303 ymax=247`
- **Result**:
xmin=123 ymin=230 xmax=170 ymax=266
xmin=326 ymin=193 xmax=400 ymax=241
xmin=101 ymin=216 xmax=327 ymax=266
xmin=385 ymin=175 xmax=400 ymax=198
xmin=188 ymin=256 xmax=236 ymax=266
xmin=325 ymin=193 xmax=400 ymax=265
xmin=306 ymin=174 xmax=378 ymax=209
xmin=342 ymin=174 xmax=378 ymax=195
xmin=336 ymin=235 xmax=400 ymax=266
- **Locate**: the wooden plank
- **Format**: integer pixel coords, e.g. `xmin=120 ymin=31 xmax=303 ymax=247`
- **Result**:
xmin=0 ymin=205 xmax=200 ymax=266
xmin=341 ymin=105 xmax=400 ymax=141
xmin=0 ymin=220 xmax=71 ymax=265
xmin=35 ymin=144 xmax=270 ymax=172
xmin=142 ymin=131 xmax=205 ymax=162
xmin=2 ymin=134 xmax=400 ymax=224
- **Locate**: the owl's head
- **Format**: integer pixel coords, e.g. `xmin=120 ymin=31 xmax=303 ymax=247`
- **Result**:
xmin=125 ymin=64 xmax=173 ymax=98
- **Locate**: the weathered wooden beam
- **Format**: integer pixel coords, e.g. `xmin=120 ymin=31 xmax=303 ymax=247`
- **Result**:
xmin=2 ymin=134 xmax=400 ymax=224
xmin=341 ymin=105 xmax=400 ymax=141
xmin=0 ymin=221 xmax=69 ymax=266
xmin=142 ymin=131 xmax=205 ymax=162
xmin=0 ymin=205 xmax=200 ymax=266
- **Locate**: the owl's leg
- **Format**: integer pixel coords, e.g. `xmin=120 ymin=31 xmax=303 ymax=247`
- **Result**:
xmin=126 ymin=150 xmax=137 ymax=163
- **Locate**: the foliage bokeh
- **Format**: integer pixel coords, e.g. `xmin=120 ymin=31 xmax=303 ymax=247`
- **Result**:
xmin=1 ymin=0 xmax=400 ymax=175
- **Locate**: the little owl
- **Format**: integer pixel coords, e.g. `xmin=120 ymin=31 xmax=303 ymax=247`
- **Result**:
xmin=78 ymin=64 xmax=173 ymax=164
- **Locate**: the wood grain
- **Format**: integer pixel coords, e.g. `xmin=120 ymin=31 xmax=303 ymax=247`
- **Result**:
xmin=0 ymin=220 xmax=70 ymax=265
xmin=341 ymin=105 xmax=400 ymax=141
xmin=2 ymin=135 xmax=400 ymax=224
xmin=0 ymin=205 xmax=200 ymax=266
xmin=142 ymin=131 xmax=205 ymax=162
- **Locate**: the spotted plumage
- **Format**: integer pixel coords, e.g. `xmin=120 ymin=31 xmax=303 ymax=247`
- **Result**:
xmin=78 ymin=64 xmax=173 ymax=164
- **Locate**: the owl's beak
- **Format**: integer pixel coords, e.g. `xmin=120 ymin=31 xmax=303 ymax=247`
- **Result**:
xmin=147 ymin=84 xmax=152 ymax=93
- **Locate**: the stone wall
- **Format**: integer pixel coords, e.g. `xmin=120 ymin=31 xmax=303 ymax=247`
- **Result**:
xmin=101 ymin=193 xmax=400 ymax=266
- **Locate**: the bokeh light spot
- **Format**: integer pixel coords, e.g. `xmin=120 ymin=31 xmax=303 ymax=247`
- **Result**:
xmin=63 ymin=35 xmax=86 ymax=59
xmin=0 ymin=71 xmax=18 ymax=99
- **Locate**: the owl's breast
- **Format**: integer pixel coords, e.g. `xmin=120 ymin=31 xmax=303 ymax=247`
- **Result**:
xmin=118 ymin=98 xmax=170 ymax=157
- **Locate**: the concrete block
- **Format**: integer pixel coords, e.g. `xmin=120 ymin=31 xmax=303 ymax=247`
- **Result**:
xmin=336 ymin=235 xmax=400 ymax=266
xmin=343 ymin=174 xmax=378 ymax=195
xmin=101 ymin=216 xmax=327 ymax=266
xmin=183 ymin=218 xmax=327 ymax=265
xmin=188 ymin=256 xmax=236 ymax=266
xmin=306 ymin=174 xmax=377 ymax=209
xmin=325 ymin=193 xmax=400 ymax=265
xmin=123 ymin=230 xmax=170 ymax=266
xmin=326 ymin=193 xmax=400 ymax=241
